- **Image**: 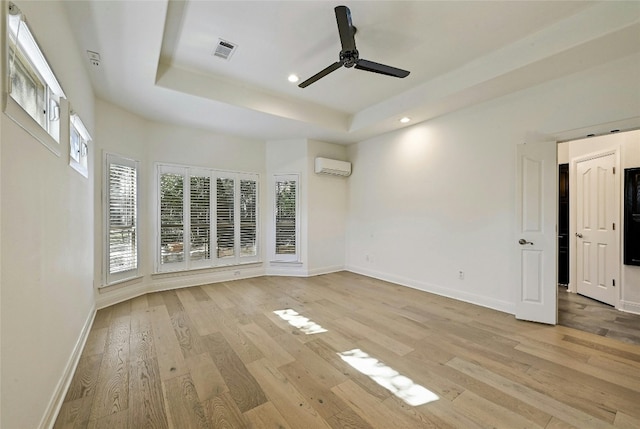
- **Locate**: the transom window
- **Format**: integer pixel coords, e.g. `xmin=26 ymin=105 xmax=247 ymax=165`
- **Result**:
xmin=69 ymin=112 xmax=91 ymax=177
xmin=6 ymin=3 xmax=66 ymax=153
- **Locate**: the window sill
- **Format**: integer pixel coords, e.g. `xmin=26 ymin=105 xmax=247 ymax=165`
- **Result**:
xmin=99 ymin=275 xmax=144 ymax=290
xmin=269 ymin=260 xmax=303 ymax=266
xmin=153 ymin=261 xmax=263 ymax=278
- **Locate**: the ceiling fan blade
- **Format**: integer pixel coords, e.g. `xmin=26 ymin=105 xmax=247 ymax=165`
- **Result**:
xmin=335 ymin=5 xmax=356 ymax=52
xmin=355 ymin=59 xmax=410 ymax=78
xmin=298 ymin=62 xmax=343 ymax=88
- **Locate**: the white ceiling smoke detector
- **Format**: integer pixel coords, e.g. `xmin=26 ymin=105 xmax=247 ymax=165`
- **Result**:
xmin=212 ymin=39 xmax=237 ymax=60
xmin=87 ymin=50 xmax=101 ymax=66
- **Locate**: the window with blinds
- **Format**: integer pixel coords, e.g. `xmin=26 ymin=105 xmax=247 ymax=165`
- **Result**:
xmin=240 ymin=179 xmax=258 ymax=257
xmin=216 ymin=177 xmax=235 ymax=259
xmin=160 ymin=172 xmax=185 ymax=265
xmin=156 ymin=164 xmax=259 ymax=272
xmin=274 ymin=175 xmax=299 ymax=261
xmin=106 ymin=154 xmax=139 ymax=285
xmin=190 ymin=175 xmax=211 ymax=262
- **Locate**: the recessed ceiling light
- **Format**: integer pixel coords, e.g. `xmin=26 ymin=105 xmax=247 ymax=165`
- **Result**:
xmin=400 ymin=117 xmax=411 ymax=123
xmin=288 ymin=74 xmax=299 ymax=83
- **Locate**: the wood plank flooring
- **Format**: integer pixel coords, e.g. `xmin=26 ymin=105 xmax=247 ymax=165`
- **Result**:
xmin=55 ymin=272 xmax=640 ymax=428
xmin=558 ymin=286 xmax=640 ymax=345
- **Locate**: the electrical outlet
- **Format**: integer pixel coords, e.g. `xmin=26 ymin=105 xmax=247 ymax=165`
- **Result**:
xmin=458 ymin=270 xmax=464 ymax=280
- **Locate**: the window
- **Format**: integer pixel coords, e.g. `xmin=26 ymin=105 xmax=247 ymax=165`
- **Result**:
xmin=216 ymin=175 xmax=235 ymax=260
xmin=6 ymin=3 xmax=66 ymax=154
xmin=69 ymin=112 xmax=91 ymax=177
xmin=160 ymin=169 xmax=186 ymax=267
xmin=105 ymin=154 xmax=139 ymax=285
xmin=157 ymin=164 xmax=259 ymax=272
xmin=274 ymin=174 xmax=299 ymax=262
xmin=240 ymin=179 xmax=258 ymax=257
xmin=190 ymin=174 xmax=211 ymax=262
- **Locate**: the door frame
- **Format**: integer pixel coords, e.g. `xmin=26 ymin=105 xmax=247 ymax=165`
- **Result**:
xmin=568 ymin=147 xmax=621 ymax=308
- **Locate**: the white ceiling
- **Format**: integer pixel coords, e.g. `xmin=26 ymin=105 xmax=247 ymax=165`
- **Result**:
xmin=63 ymin=1 xmax=640 ymax=144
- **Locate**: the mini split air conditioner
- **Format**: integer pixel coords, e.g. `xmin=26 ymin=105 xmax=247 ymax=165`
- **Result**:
xmin=314 ymin=157 xmax=352 ymax=177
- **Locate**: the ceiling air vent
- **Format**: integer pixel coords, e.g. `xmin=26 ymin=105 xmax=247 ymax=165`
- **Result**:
xmin=213 ymin=39 xmax=237 ymax=60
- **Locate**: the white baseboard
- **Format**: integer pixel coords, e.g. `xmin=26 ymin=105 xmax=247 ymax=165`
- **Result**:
xmin=39 ymin=305 xmax=96 ymax=429
xmin=619 ymin=300 xmax=640 ymax=315
xmin=266 ymin=264 xmax=343 ymax=277
xmin=346 ymin=265 xmax=515 ymax=315
xmin=96 ymin=266 xmax=266 ymax=308
xmin=307 ymin=265 xmax=344 ymax=276
xmin=96 ymin=280 xmax=149 ymax=310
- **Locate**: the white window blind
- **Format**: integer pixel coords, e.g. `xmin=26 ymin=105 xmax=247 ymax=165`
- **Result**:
xmin=156 ymin=165 xmax=259 ymax=272
xmin=190 ymin=175 xmax=211 ymax=262
xmin=240 ymin=179 xmax=258 ymax=257
xmin=216 ymin=177 xmax=235 ymax=259
xmin=106 ymin=154 xmax=138 ymax=284
xmin=274 ymin=175 xmax=299 ymax=261
xmin=160 ymin=172 xmax=185 ymax=266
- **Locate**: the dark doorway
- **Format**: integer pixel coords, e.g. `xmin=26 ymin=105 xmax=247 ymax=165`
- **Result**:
xmin=558 ymin=163 xmax=569 ymax=286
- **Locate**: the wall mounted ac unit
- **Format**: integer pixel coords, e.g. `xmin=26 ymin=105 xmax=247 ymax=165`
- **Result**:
xmin=314 ymin=157 xmax=352 ymax=177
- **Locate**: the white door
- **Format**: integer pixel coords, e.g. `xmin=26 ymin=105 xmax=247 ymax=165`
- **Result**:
xmin=515 ymin=142 xmax=557 ymax=324
xmin=576 ymin=152 xmax=618 ymax=306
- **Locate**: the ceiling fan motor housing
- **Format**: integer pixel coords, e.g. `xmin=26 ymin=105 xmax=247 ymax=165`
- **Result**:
xmin=340 ymin=50 xmax=359 ymax=68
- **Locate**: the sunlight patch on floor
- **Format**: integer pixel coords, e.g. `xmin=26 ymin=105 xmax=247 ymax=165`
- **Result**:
xmin=337 ymin=348 xmax=439 ymax=406
xmin=274 ymin=309 xmax=328 ymax=334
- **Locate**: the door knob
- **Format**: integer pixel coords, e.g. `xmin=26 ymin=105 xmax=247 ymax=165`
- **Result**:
xmin=518 ymin=239 xmax=534 ymax=245
xmin=575 ymin=233 xmax=583 ymax=238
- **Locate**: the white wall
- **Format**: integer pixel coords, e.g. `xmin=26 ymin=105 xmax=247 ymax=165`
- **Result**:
xmin=0 ymin=2 xmax=96 ymax=428
xmin=346 ymin=53 xmax=640 ymax=314
xmin=307 ymin=140 xmax=348 ymax=275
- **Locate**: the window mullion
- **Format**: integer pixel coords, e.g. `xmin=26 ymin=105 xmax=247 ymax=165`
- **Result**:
xmin=234 ymin=175 xmax=241 ymax=265
xmin=184 ymin=170 xmax=192 ymax=268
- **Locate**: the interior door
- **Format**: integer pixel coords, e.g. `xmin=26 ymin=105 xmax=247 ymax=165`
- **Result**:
xmin=515 ymin=142 xmax=557 ymax=324
xmin=576 ymin=152 xmax=618 ymax=306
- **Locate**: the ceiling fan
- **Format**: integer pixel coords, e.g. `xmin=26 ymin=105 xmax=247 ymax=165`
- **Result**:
xmin=298 ymin=5 xmax=410 ymax=88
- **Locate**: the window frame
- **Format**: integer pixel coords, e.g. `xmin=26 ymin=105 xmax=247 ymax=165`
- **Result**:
xmin=104 ymin=153 xmax=140 ymax=286
xmin=69 ymin=111 xmax=90 ymax=177
xmin=273 ymin=173 xmax=300 ymax=263
xmin=156 ymin=163 xmax=260 ymax=273
xmin=5 ymin=5 xmax=66 ymax=155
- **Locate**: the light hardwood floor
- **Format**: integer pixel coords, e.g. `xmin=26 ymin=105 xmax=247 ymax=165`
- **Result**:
xmin=55 ymin=272 xmax=640 ymax=428
xmin=558 ymin=286 xmax=640 ymax=345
